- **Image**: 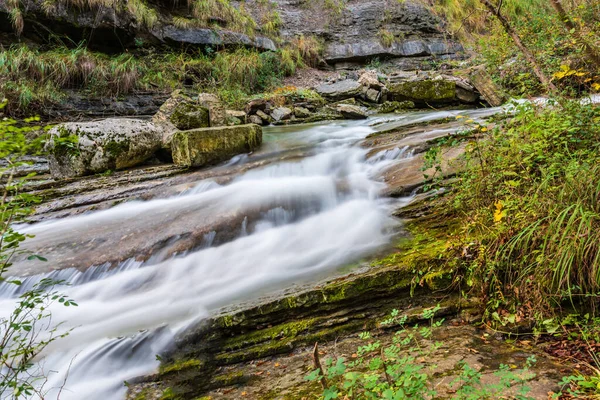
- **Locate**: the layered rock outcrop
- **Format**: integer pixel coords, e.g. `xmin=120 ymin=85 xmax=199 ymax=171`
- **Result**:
xmin=1 ymin=0 xmax=461 ymax=68
xmin=0 ymin=0 xmax=276 ymax=52
xmin=244 ymin=0 xmax=464 ymax=68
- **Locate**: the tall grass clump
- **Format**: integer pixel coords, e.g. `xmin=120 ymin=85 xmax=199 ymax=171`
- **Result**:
xmin=0 ymin=44 xmax=304 ymax=114
xmin=447 ymin=100 xmax=600 ymax=320
xmin=0 ymin=45 xmax=178 ymax=114
xmin=288 ymin=35 xmax=323 ymax=68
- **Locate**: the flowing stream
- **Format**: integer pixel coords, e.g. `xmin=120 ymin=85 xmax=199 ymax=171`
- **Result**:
xmin=0 ymin=109 xmax=499 ymax=399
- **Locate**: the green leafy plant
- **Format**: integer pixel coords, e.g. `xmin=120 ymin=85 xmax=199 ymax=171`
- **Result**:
xmin=0 ymin=100 xmax=77 ymax=398
xmin=305 ymin=306 xmax=535 ymax=399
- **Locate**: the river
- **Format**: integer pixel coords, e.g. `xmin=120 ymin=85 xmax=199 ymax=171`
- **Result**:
xmin=0 ymin=108 xmax=499 ymax=399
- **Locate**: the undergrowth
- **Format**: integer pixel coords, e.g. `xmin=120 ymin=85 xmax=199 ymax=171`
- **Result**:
xmin=306 ymin=306 xmax=538 ymax=399
xmin=429 ymin=100 xmax=600 ymax=327
xmin=0 ymin=44 xmax=316 ymax=115
xmin=432 ymin=0 xmax=600 ymax=96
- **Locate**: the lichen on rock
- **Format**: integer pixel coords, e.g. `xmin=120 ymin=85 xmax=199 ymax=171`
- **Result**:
xmin=171 ymin=124 xmax=263 ymax=168
xmin=388 ymin=79 xmax=457 ymax=104
xmin=45 ymin=118 xmax=163 ymax=178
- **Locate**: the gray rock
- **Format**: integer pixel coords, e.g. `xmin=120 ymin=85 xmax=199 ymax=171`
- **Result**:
xmin=388 ymin=79 xmax=456 ymax=105
xmin=226 ymin=110 xmax=247 ymax=125
xmin=294 ymin=107 xmax=312 ymax=118
xmin=469 ymin=66 xmax=506 ymax=107
xmin=316 ymin=80 xmax=362 ymax=100
xmin=46 ymin=119 xmax=163 ymax=178
xmin=249 ymin=115 xmax=264 ymax=125
xmin=256 ymin=110 xmax=272 ymax=124
xmin=171 ymin=124 xmax=262 ymax=168
xmin=358 ymin=70 xmax=384 ymax=90
xmin=337 ymin=104 xmax=368 ymax=120
xmin=245 ymin=99 xmax=268 ymax=115
xmin=365 ymin=88 xmax=382 ymax=103
xmin=455 ymin=86 xmax=479 ymax=103
xmin=198 ymin=93 xmax=226 ymax=127
xmin=153 ymin=91 xmax=206 ymax=130
xmin=379 ymin=101 xmax=415 ymax=113
xmin=158 ymin=26 xmax=276 ymax=52
xmin=0 ymin=0 xmax=278 ymax=53
xmin=271 ymin=107 xmax=293 ymax=122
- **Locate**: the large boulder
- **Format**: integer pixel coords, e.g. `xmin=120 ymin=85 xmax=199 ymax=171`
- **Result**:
xmin=388 ymin=79 xmax=456 ymax=105
xmin=169 ymin=103 xmax=210 ymax=130
xmin=315 ymin=80 xmax=362 ymax=101
xmin=46 ymin=119 xmax=163 ymax=178
xmin=171 ymin=124 xmax=263 ymax=168
xmin=152 ymin=91 xmax=210 ymax=150
xmin=336 ymin=104 xmax=368 ymax=119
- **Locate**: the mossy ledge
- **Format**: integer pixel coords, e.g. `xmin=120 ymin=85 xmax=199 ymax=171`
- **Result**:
xmin=127 ymin=202 xmax=474 ymax=399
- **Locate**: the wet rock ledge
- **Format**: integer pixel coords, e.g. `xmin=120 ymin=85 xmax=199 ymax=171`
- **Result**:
xmin=124 ymin=205 xmax=469 ymax=399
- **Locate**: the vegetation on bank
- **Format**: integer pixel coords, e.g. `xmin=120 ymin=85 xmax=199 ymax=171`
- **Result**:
xmin=434 ymin=0 xmax=600 ymax=96
xmin=0 ymin=42 xmax=322 ymax=115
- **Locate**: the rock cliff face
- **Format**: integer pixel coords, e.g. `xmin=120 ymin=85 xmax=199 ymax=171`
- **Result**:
xmin=1 ymin=0 xmax=461 ymax=68
xmin=243 ymin=0 xmax=464 ymax=68
xmin=0 ymin=0 xmax=277 ymax=52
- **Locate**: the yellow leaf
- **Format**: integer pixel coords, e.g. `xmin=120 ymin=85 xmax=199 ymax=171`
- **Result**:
xmin=494 ymin=201 xmax=506 ymax=223
xmin=480 ymin=127 xmax=488 ymax=132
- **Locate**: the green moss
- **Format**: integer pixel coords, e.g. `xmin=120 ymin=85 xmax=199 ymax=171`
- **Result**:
xmin=215 ymin=319 xmax=367 ymax=364
xmin=212 ymin=370 xmax=246 ymax=386
xmin=104 ymin=139 xmax=131 ymax=159
xmin=160 ymin=388 xmax=177 ymax=400
xmin=221 ymin=318 xmax=319 ymax=352
xmin=379 ymin=100 xmax=415 ymax=113
xmin=52 ymin=128 xmax=80 ymax=159
xmin=159 ymin=359 xmax=203 ymax=376
xmin=170 ymin=103 xmax=210 ymax=130
xmin=172 ymin=124 xmax=262 ymax=168
xmin=388 ymin=80 xmax=456 ymax=103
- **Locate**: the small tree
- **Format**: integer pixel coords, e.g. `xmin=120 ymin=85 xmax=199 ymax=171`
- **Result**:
xmin=478 ymin=0 xmax=557 ymax=92
xmin=549 ymin=0 xmax=600 ymax=66
xmin=0 ymin=100 xmax=76 ymax=398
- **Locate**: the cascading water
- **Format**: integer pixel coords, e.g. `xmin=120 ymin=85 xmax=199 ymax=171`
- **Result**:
xmin=0 ymin=117 xmax=420 ymax=400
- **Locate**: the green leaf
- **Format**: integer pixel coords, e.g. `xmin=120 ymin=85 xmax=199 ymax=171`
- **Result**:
xmin=27 ymin=255 xmax=48 ymax=262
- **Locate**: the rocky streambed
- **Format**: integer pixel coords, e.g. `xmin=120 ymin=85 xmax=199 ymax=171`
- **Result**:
xmin=2 ymin=106 xmax=569 ymax=400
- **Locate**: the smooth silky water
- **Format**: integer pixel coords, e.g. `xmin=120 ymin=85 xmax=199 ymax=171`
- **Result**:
xmin=0 ymin=108 xmax=500 ymax=399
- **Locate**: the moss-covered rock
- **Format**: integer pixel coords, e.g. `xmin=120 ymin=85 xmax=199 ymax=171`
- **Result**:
xmin=171 ymin=124 xmax=262 ymax=168
xmin=153 ymin=91 xmax=211 ymax=132
xmin=170 ymin=103 xmax=210 ymax=131
xmin=388 ymin=79 xmax=456 ymax=104
xmin=379 ymin=100 xmax=416 ymax=113
xmin=46 ymin=119 xmax=163 ymax=178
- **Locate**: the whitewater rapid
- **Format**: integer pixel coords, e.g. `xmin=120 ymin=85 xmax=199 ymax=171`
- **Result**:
xmin=0 ymin=118 xmax=417 ymax=399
